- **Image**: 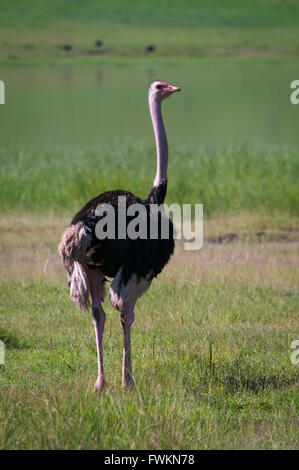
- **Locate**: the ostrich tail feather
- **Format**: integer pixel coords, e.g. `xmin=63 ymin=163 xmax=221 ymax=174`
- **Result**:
xmin=70 ymin=261 xmax=90 ymax=312
xmin=58 ymin=221 xmax=92 ymax=311
xmin=58 ymin=221 xmax=92 ymax=266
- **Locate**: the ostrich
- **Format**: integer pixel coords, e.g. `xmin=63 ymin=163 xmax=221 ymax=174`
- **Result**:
xmin=95 ymin=40 xmax=103 ymax=48
xmin=60 ymin=44 xmax=72 ymax=52
xmin=145 ymin=45 xmax=156 ymax=53
xmin=58 ymin=80 xmax=180 ymax=390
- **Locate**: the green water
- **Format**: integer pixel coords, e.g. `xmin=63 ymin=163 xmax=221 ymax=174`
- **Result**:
xmin=1 ymin=61 xmax=299 ymax=150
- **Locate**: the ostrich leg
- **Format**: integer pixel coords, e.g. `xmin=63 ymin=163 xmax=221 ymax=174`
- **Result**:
xmin=88 ymin=269 xmax=106 ymax=391
xmin=120 ymin=309 xmax=135 ymax=388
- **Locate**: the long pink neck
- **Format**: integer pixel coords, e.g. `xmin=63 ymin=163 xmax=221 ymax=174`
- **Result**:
xmin=149 ymin=96 xmax=168 ymax=187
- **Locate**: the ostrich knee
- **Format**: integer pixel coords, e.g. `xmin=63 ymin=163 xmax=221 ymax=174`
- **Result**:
xmin=121 ymin=310 xmax=135 ymax=328
xmin=92 ymin=306 xmax=106 ymax=331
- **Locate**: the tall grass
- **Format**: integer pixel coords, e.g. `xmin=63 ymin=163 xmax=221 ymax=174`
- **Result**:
xmin=0 ymin=241 xmax=298 ymax=449
xmin=1 ymin=144 xmax=298 ymax=215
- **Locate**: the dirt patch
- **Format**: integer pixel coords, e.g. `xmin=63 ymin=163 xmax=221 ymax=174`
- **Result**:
xmin=206 ymin=231 xmax=299 ymax=244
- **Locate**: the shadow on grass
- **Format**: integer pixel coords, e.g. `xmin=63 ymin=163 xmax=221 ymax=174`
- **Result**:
xmin=222 ymin=373 xmax=296 ymax=394
xmin=0 ymin=327 xmax=31 ymax=350
xmin=185 ymin=355 xmax=298 ymax=396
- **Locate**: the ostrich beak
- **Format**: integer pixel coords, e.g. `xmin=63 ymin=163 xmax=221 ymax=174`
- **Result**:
xmin=165 ymin=85 xmax=181 ymax=93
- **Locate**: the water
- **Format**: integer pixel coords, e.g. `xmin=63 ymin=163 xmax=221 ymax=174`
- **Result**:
xmin=1 ymin=61 xmax=299 ymax=150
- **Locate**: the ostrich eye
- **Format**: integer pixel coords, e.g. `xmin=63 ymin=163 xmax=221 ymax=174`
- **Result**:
xmin=156 ymin=84 xmax=163 ymax=90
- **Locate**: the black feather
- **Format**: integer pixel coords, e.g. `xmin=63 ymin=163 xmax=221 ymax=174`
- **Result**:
xmin=70 ymin=182 xmax=174 ymax=283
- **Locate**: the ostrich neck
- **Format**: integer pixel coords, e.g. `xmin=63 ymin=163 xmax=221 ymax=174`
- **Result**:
xmin=149 ymin=97 xmax=168 ymax=187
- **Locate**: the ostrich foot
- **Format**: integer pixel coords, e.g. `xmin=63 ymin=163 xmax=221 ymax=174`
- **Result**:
xmin=122 ymin=372 xmax=135 ymax=389
xmin=93 ymin=377 xmax=106 ymax=392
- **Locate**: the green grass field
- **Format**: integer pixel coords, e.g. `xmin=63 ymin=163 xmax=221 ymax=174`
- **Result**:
xmin=0 ymin=212 xmax=298 ymax=449
xmin=0 ymin=0 xmax=299 ymax=450
xmin=0 ymin=144 xmax=298 ymax=448
xmin=1 ymin=0 xmax=299 ymax=61
xmin=1 ymin=145 xmax=298 ymax=215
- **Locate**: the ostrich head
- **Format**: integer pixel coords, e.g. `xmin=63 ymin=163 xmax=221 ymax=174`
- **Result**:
xmin=149 ymin=80 xmax=181 ymax=101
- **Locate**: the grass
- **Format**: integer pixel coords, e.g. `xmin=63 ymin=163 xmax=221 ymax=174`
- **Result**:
xmin=0 ymin=0 xmax=298 ymax=450
xmin=1 ymin=144 xmax=298 ymax=216
xmin=2 ymin=0 xmax=299 ymax=29
xmin=0 ymin=212 xmax=298 ymax=449
xmin=1 ymin=0 xmax=299 ymax=61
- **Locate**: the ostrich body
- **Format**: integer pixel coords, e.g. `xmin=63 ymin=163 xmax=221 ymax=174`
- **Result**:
xmin=59 ymin=80 xmax=180 ymax=390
